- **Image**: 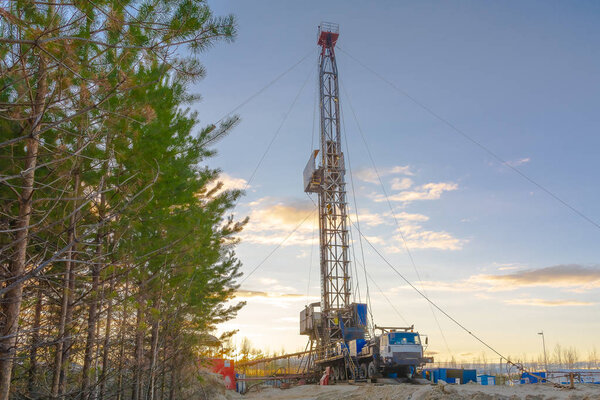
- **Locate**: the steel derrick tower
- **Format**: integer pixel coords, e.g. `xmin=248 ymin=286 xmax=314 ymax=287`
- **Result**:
xmin=304 ymin=22 xmax=352 ymax=346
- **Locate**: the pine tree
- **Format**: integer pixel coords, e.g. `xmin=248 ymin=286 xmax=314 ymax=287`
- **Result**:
xmin=1 ymin=0 xmax=244 ymax=398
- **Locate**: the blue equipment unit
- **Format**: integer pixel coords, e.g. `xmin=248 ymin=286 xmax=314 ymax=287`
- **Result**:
xmin=349 ymin=338 xmax=367 ymax=357
xmin=338 ymin=316 xmax=364 ymax=341
xmin=422 ymin=368 xmax=477 ymax=384
xmin=342 ymin=327 xmax=364 ymax=341
xmin=477 ymin=374 xmax=496 ymax=385
xmin=521 ymin=371 xmax=546 ymax=384
xmin=352 ymin=303 xmax=368 ymax=326
xmin=463 ymin=369 xmax=477 ymax=384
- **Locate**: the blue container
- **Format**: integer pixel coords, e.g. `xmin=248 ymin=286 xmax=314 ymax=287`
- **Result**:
xmin=462 ymin=369 xmax=477 ymax=384
xmin=421 ymin=368 xmax=477 ymax=384
xmin=354 ymin=303 xmax=368 ymax=326
xmin=477 ymin=374 xmax=496 ymax=385
xmin=521 ymin=371 xmax=546 ymax=384
xmin=349 ymin=338 xmax=367 ymax=356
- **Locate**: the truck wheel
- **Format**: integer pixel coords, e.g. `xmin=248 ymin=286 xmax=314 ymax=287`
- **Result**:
xmin=359 ymin=363 xmax=368 ymax=379
xmin=368 ymin=361 xmax=377 ymax=378
xmin=333 ymin=365 xmax=340 ymax=382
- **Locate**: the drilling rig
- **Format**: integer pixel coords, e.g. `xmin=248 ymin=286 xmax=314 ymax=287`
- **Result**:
xmin=300 ymin=23 xmax=432 ymax=382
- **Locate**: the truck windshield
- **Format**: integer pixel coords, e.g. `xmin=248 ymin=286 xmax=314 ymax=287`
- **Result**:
xmin=388 ymin=332 xmax=420 ymax=345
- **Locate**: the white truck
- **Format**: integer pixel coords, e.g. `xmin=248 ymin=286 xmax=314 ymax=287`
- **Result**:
xmin=350 ymin=326 xmax=433 ymax=380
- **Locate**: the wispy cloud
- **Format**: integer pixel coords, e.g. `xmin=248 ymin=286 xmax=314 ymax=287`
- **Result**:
xmin=240 ymin=197 xmax=316 ymax=246
xmin=353 ymin=210 xmax=428 ymax=227
xmin=354 ymin=210 xmax=390 ymax=227
xmin=349 ymin=209 xmax=463 ymax=251
xmin=393 ymin=280 xmax=480 ymax=293
xmin=373 ymin=182 xmax=458 ymax=204
xmin=498 ymin=266 xmax=519 ymax=271
xmin=477 ymin=264 xmax=600 ymax=291
xmin=246 ymin=198 xmax=314 ymax=229
xmin=386 ymin=224 xmax=466 ymax=251
xmin=362 ymin=235 xmax=386 ymax=245
xmin=490 ymin=262 xmax=525 ymax=271
xmin=505 ymin=298 xmax=594 ymax=307
xmin=395 ymin=212 xmax=430 ymax=222
xmin=506 ymin=157 xmax=531 ymax=167
xmin=208 ymin=173 xmax=249 ymax=197
xmin=235 ymin=290 xmax=305 ymax=299
xmin=241 ymin=232 xmax=315 ymax=247
xmin=355 ymin=165 xmax=413 ymax=184
xmin=220 ymin=173 xmax=248 ymax=190
xmin=390 ymin=177 xmax=414 ymax=191
xmin=235 ymin=278 xmax=319 ymax=303
xmin=394 ymin=264 xmax=600 ymax=293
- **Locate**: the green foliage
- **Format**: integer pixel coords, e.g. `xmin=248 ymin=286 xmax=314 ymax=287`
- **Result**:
xmin=0 ymin=0 xmax=245 ymax=398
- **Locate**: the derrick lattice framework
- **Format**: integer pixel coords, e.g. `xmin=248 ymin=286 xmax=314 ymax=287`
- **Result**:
xmin=314 ymin=23 xmax=352 ymax=345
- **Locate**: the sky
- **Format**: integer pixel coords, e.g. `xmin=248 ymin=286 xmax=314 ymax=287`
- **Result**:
xmin=192 ymin=1 xmax=600 ymax=363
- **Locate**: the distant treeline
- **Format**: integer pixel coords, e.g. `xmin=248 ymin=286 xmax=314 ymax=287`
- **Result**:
xmin=0 ymin=1 xmax=246 ymax=399
xmin=430 ymin=345 xmax=600 ymax=374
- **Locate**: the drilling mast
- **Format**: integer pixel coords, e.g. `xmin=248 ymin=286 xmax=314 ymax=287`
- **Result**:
xmin=303 ymin=22 xmax=354 ymax=349
xmin=299 ymin=24 xmax=431 ymax=381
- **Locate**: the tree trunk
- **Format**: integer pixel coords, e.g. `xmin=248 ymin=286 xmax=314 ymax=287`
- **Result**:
xmin=168 ymin=360 xmax=175 ymax=400
xmin=80 ymin=229 xmax=103 ymax=400
xmin=27 ymin=287 xmax=43 ymax=398
xmin=147 ymin=319 xmax=160 ymax=400
xmin=116 ymin=273 xmax=129 ymax=400
xmin=147 ymin=279 xmax=163 ymax=400
xmin=93 ymin=289 xmax=104 ymax=400
xmin=80 ymin=75 xmax=101 ymax=397
xmin=51 ymin=165 xmax=81 ymax=398
xmin=58 ymin=251 xmax=77 ymax=396
xmin=0 ymin=55 xmax=47 ymax=400
xmin=132 ymin=295 xmax=144 ymax=400
xmin=159 ymin=343 xmax=166 ymax=400
xmin=99 ymin=271 xmax=115 ymax=400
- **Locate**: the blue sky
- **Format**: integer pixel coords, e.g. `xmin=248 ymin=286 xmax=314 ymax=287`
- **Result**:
xmin=194 ymin=1 xmax=600 ymax=362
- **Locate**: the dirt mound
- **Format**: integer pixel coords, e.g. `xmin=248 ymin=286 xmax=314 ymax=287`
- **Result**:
xmin=243 ymin=382 xmax=600 ymax=400
xmin=196 ymin=372 xmax=242 ymax=400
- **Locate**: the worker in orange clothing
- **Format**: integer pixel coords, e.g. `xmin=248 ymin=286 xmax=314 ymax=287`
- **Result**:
xmin=320 ymin=366 xmax=331 ymax=385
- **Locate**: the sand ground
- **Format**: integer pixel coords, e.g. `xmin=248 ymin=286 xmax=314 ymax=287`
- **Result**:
xmin=239 ymin=382 xmax=600 ymax=400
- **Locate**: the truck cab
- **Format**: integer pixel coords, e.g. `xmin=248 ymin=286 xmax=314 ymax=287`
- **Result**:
xmin=379 ymin=331 xmax=424 ymax=367
xmin=360 ymin=326 xmax=432 ymax=379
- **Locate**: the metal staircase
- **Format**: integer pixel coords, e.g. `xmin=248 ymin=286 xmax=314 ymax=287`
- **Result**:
xmin=341 ymin=344 xmax=359 ymax=380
